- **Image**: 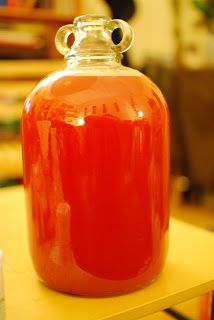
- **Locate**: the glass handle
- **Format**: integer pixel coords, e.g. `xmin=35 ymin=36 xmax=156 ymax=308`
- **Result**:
xmin=107 ymin=19 xmax=134 ymax=53
xmin=55 ymin=24 xmax=75 ymax=56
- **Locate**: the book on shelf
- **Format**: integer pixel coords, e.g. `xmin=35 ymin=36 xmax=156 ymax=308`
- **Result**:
xmin=7 ymin=0 xmax=20 ymax=7
xmin=0 ymin=0 xmax=51 ymax=8
xmin=0 ymin=28 xmax=44 ymax=49
xmin=0 ymin=0 xmax=6 ymax=6
xmin=0 ymin=0 xmax=23 ymax=7
xmin=0 ymin=21 xmax=47 ymax=58
xmin=0 ymin=0 xmax=77 ymax=14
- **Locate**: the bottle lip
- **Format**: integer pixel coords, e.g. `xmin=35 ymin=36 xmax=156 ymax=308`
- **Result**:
xmin=73 ymin=15 xmax=110 ymax=27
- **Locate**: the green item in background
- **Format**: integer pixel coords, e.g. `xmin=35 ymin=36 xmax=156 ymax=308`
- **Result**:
xmin=0 ymin=179 xmax=22 ymax=188
xmin=192 ymin=0 xmax=214 ymax=20
xmin=0 ymin=119 xmax=20 ymax=133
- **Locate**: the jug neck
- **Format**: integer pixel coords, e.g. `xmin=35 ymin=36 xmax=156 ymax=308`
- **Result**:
xmin=65 ymin=53 xmax=122 ymax=69
xmin=55 ymin=15 xmax=133 ymax=69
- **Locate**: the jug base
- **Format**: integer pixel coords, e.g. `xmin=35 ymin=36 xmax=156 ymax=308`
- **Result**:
xmin=38 ymin=271 xmax=163 ymax=298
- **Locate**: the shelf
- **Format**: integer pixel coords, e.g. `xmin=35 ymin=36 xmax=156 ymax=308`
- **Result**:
xmin=0 ymin=6 xmax=76 ymax=58
xmin=0 ymin=59 xmax=65 ymax=80
xmin=0 ymin=7 xmax=73 ymax=24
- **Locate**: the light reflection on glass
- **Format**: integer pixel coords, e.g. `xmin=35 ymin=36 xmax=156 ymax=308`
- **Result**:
xmin=25 ymin=98 xmax=31 ymax=113
xmin=138 ymin=110 xmax=144 ymax=118
xmin=77 ymin=118 xmax=85 ymax=126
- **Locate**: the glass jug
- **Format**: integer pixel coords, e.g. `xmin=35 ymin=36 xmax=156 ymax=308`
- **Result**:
xmin=21 ymin=15 xmax=170 ymax=296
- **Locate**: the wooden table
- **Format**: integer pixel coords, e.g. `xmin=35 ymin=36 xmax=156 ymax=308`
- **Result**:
xmin=0 ymin=186 xmax=214 ymax=320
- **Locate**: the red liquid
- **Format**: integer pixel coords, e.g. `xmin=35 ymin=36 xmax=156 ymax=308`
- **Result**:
xmin=22 ymin=73 xmax=170 ymax=296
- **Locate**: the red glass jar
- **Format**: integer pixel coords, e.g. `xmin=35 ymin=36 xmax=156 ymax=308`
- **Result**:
xmin=21 ymin=15 xmax=170 ymax=296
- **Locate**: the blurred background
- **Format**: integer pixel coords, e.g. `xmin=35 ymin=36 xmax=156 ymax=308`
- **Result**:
xmin=0 ymin=1 xmax=214 ymax=318
xmin=1 ymin=0 xmax=214 ymax=207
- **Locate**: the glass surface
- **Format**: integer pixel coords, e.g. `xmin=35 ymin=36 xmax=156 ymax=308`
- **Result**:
xmin=21 ymin=15 xmax=170 ymax=296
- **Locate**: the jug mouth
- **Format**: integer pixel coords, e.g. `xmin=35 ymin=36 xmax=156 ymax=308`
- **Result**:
xmin=74 ymin=15 xmax=111 ymax=27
